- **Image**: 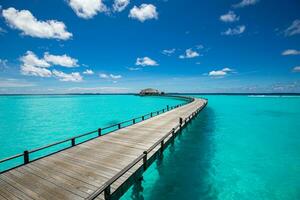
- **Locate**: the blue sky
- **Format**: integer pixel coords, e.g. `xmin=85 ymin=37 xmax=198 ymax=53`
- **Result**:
xmin=0 ymin=0 xmax=300 ymax=93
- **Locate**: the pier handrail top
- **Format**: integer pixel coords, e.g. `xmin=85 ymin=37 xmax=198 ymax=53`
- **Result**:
xmin=0 ymin=95 xmax=195 ymax=173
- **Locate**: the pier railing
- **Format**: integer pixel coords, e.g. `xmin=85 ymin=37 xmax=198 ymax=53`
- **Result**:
xmin=0 ymin=95 xmax=194 ymax=173
xmin=87 ymin=98 xmax=207 ymax=200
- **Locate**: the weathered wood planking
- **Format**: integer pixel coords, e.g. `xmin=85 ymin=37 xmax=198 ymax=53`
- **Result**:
xmin=0 ymin=98 xmax=206 ymax=200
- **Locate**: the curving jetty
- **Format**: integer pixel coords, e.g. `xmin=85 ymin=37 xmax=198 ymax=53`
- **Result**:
xmin=0 ymin=97 xmax=207 ymax=200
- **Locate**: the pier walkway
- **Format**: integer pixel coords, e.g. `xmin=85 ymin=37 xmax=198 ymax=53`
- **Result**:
xmin=0 ymin=97 xmax=207 ymax=200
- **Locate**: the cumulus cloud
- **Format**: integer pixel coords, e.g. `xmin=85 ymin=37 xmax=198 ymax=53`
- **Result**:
xmin=52 ymin=70 xmax=83 ymax=82
xmin=68 ymin=0 xmax=108 ymax=19
xmin=284 ymin=20 xmax=300 ymax=36
xmin=282 ymin=49 xmax=300 ymax=56
xmin=129 ymin=4 xmax=158 ymax=22
xmin=136 ymin=57 xmax=158 ymax=66
xmin=2 ymin=7 xmax=72 ymax=40
xmin=20 ymin=51 xmax=52 ymax=77
xmin=19 ymin=51 xmax=82 ymax=81
xmin=209 ymin=68 xmax=234 ymax=76
xmin=162 ymin=48 xmax=176 ymax=56
xmin=113 ymin=0 xmax=130 ymax=12
xmin=83 ymin=69 xmax=94 ymax=74
xmin=220 ymin=11 xmax=239 ymax=22
xmin=293 ymin=66 xmax=300 ymax=72
xmin=20 ymin=51 xmax=50 ymax=68
xmin=179 ymin=49 xmax=199 ymax=59
xmin=222 ymin=25 xmax=245 ymax=35
xmin=233 ymin=0 xmax=259 ymax=8
xmin=21 ymin=65 xmax=52 ymax=77
xmin=44 ymin=53 xmax=78 ymax=67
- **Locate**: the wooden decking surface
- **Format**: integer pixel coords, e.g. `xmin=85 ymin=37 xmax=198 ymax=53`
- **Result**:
xmin=0 ymin=98 xmax=206 ymax=200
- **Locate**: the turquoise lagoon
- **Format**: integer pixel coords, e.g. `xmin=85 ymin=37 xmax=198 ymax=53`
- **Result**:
xmin=121 ymin=95 xmax=300 ymax=200
xmin=0 ymin=95 xmax=185 ymax=170
xmin=0 ymin=94 xmax=299 ymax=200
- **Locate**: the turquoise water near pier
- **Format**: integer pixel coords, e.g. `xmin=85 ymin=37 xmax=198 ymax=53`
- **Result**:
xmin=0 ymin=95 xmax=185 ymax=170
xmin=121 ymin=95 xmax=300 ymax=200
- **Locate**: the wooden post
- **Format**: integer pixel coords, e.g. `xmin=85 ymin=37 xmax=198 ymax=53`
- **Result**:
xmin=118 ymin=123 xmax=121 ymax=129
xmin=167 ymin=105 xmax=169 ymax=110
xmin=157 ymin=111 xmax=159 ymax=115
xmin=24 ymin=150 xmax=29 ymax=164
xmin=98 ymin=128 xmax=102 ymax=136
xmin=163 ymin=109 xmax=165 ymax=112
xmin=142 ymin=116 xmax=145 ymax=120
xmin=160 ymin=140 xmax=164 ymax=154
xmin=133 ymin=119 xmax=136 ymax=124
xmin=143 ymin=151 xmax=147 ymax=171
xmin=179 ymin=117 xmax=183 ymax=127
xmin=150 ymin=112 xmax=153 ymax=117
xmin=172 ymin=128 xmax=175 ymax=139
xmin=104 ymin=186 xmax=111 ymax=200
xmin=71 ymin=138 xmax=75 ymax=147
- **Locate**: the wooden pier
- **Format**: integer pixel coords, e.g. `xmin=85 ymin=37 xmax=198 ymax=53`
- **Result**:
xmin=0 ymin=97 xmax=207 ymax=200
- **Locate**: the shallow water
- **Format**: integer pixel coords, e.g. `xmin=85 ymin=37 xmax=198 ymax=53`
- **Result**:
xmin=0 ymin=95 xmax=185 ymax=170
xmin=121 ymin=95 xmax=300 ymax=200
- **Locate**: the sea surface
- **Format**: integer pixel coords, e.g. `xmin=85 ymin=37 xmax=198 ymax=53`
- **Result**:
xmin=0 ymin=95 xmax=185 ymax=170
xmin=121 ymin=95 xmax=300 ymax=200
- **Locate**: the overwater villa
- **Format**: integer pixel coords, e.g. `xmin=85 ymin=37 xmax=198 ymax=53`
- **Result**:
xmin=139 ymin=88 xmax=163 ymax=96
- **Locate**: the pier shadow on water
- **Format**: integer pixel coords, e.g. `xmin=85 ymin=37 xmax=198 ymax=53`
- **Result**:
xmin=122 ymin=107 xmax=217 ymax=200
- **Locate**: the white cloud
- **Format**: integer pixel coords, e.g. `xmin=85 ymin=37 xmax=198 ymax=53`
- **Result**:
xmin=83 ymin=69 xmax=94 ymax=74
xmin=52 ymin=70 xmax=83 ymax=82
xmin=129 ymin=4 xmax=158 ymax=22
xmin=162 ymin=48 xmax=176 ymax=56
xmin=220 ymin=11 xmax=239 ymax=22
xmin=127 ymin=67 xmax=141 ymax=71
xmin=110 ymin=74 xmax=122 ymax=79
xmin=282 ymin=49 xmax=300 ymax=56
xmin=19 ymin=51 xmax=82 ymax=80
xmin=21 ymin=65 xmax=52 ymax=77
xmin=44 ymin=52 xmax=78 ymax=67
xmin=99 ymin=73 xmax=109 ymax=79
xmin=20 ymin=51 xmax=52 ymax=77
xmin=209 ymin=68 xmax=234 ymax=76
xmin=68 ymin=0 xmax=108 ymax=19
xmin=68 ymin=86 xmax=129 ymax=93
xmin=2 ymin=7 xmax=72 ymax=40
xmin=136 ymin=57 xmax=159 ymax=66
xmin=99 ymin=73 xmax=122 ymax=79
xmin=222 ymin=25 xmax=245 ymax=35
xmin=293 ymin=66 xmax=300 ymax=72
xmin=20 ymin=51 xmax=50 ymax=68
xmin=113 ymin=0 xmax=130 ymax=12
xmin=284 ymin=20 xmax=300 ymax=36
xmin=179 ymin=49 xmax=199 ymax=59
xmin=209 ymin=70 xmax=227 ymax=76
xmin=233 ymin=0 xmax=259 ymax=8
